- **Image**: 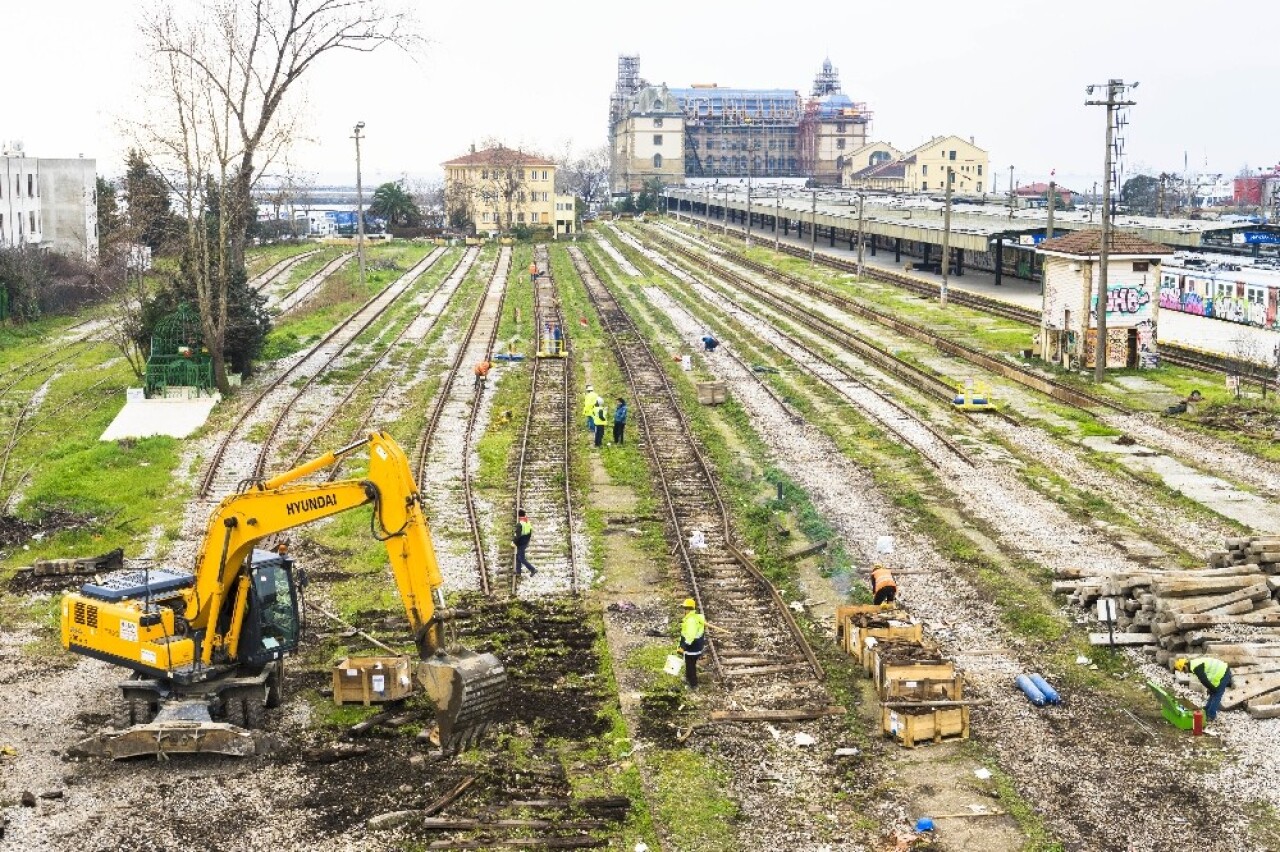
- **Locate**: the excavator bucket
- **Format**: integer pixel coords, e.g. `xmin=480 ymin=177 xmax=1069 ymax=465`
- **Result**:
xmin=68 ymin=700 xmax=261 ymax=760
xmin=418 ymin=649 xmax=507 ymax=754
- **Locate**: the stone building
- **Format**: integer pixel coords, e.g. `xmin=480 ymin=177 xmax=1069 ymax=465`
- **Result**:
xmin=845 ymin=135 xmax=988 ymax=195
xmin=443 ymin=146 xmax=563 ymax=235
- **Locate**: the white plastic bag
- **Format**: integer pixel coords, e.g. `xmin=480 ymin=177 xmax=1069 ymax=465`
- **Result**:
xmin=664 ymin=654 xmax=683 ymax=676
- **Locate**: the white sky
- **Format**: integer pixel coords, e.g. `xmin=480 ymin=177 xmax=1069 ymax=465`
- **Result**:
xmin=8 ymin=0 xmax=1280 ymax=193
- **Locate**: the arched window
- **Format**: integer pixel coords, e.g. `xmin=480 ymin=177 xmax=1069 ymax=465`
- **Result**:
xmin=653 ymin=153 xmax=663 ymax=168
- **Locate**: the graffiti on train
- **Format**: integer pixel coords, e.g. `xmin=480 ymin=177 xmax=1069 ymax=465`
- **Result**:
xmin=1160 ymin=271 xmax=1279 ymax=330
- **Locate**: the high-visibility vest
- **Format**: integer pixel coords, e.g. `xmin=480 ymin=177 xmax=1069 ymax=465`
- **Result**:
xmin=593 ymin=405 xmax=607 ymax=426
xmin=1191 ymin=656 xmax=1228 ymax=688
xmin=583 ymin=392 xmax=599 ymax=417
xmin=518 ymin=519 xmax=532 ymax=537
xmin=871 ymin=567 xmax=897 ymax=594
xmin=681 ymin=611 xmax=706 ymax=646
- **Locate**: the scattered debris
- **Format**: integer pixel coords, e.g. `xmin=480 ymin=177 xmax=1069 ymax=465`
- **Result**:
xmin=794 ymin=732 xmax=816 ymax=747
xmin=20 ymin=792 xmax=36 ymax=807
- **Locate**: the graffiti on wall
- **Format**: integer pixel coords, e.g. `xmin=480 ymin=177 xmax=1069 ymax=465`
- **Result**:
xmin=1159 ymin=271 xmax=1280 ymax=330
xmin=1090 ymin=282 xmax=1154 ymax=325
xmin=1136 ymin=319 xmax=1158 ymax=368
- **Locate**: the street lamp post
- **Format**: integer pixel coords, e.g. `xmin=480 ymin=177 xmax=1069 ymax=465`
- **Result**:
xmin=941 ymin=168 xmax=953 ymax=307
xmin=774 ymin=190 xmax=781 ymax=252
xmin=809 ymin=188 xmax=817 ymax=265
xmin=352 ymin=121 xmax=367 ymax=291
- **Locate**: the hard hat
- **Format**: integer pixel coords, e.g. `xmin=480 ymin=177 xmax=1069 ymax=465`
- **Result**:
xmin=586 ymin=384 xmax=593 ymax=391
xmin=1174 ymin=657 xmax=1188 ymax=672
xmin=683 ymin=598 xmax=696 ymax=609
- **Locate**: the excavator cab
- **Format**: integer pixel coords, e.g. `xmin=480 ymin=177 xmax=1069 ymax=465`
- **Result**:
xmin=239 ymin=551 xmax=303 ymax=668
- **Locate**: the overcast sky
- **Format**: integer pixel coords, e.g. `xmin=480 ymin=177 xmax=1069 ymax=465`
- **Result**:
xmin=8 ymin=0 xmax=1279 ymax=194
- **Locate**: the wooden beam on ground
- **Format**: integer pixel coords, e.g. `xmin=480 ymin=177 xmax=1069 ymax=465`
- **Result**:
xmin=708 ymin=706 xmax=846 ymax=723
xmin=423 ymin=775 xmax=475 ymax=818
xmin=1088 ymin=632 xmax=1157 ymax=646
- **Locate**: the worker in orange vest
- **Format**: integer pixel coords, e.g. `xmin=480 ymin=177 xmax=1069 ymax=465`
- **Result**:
xmin=870 ymin=564 xmax=897 ymax=606
xmin=473 ymin=357 xmax=492 ymax=390
xmin=529 ymin=261 xmax=538 ymax=282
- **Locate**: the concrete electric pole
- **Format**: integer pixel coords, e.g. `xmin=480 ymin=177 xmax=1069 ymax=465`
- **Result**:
xmin=775 ymin=190 xmax=781 ymax=252
xmin=1086 ymin=79 xmax=1138 ymax=382
xmin=1040 ymin=180 xmax=1056 ymax=360
xmin=855 ymin=191 xmax=866 ymax=278
xmin=352 ymin=121 xmax=367 ymax=291
xmin=941 ymin=169 xmax=953 ymax=307
xmin=809 ymin=188 xmax=817 ymax=265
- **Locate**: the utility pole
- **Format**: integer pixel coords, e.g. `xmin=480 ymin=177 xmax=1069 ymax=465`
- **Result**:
xmin=723 ymin=185 xmax=729 ymax=235
xmin=774 ymin=190 xmax=781 ymax=252
xmin=745 ymin=175 xmax=753 ymax=247
xmin=941 ymin=169 xmax=953 ymax=307
xmin=855 ymin=191 xmax=866 ymax=278
xmin=1040 ymin=180 xmax=1056 ymax=360
xmin=1007 ymin=164 xmax=1015 ymax=217
xmin=704 ymin=184 xmax=711 ymax=231
xmin=352 ymin=121 xmax=367 ymax=291
xmin=1086 ymin=79 xmax=1138 ymax=383
xmin=809 ymin=188 xmax=817 ymax=265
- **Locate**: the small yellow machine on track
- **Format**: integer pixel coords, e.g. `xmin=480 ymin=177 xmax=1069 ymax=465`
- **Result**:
xmin=952 ymin=378 xmax=995 ymax=411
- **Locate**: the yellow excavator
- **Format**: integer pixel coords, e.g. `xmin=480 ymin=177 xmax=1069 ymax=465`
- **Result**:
xmin=60 ymin=431 xmax=506 ymax=759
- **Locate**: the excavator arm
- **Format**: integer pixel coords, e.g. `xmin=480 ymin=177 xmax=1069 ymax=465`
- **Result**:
xmin=61 ymin=431 xmax=505 ymax=757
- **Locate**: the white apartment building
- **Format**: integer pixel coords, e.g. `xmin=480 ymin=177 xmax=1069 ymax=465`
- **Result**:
xmin=0 ymin=146 xmax=98 ymax=261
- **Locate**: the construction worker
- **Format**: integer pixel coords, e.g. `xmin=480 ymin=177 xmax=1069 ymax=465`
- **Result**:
xmin=592 ymin=398 xmax=608 ymax=447
xmin=529 ymin=261 xmax=538 ymax=282
xmin=512 ymin=508 xmax=538 ymax=577
xmin=1175 ymin=656 xmax=1233 ymax=721
xmin=870 ymin=564 xmax=897 ymax=606
xmin=678 ymin=598 xmax=707 ymax=688
xmin=582 ymin=384 xmax=601 ymax=433
xmin=701 ymin=333 xmax=719 ymax=353
xmin=473 ymin=357 xmax=492 ymax=390
xmin=612 ymin=398 xmax=628 ymax=445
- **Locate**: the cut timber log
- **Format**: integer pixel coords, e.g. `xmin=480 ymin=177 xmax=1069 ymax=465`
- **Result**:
xmin=1173 ymin=608 xmax=1280 ymax=631
xmin=1221 ymin=674 xmax=1280 ymax=710
xmin=1151 ymin=575 xmax=1263 ymax=598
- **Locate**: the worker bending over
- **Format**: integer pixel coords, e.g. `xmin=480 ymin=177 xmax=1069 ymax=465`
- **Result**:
xmin=1175 ymin=656 xmax=1233 ymax=722
xmin=871 ymin=564 xmax=897 ymax=606
xmin=474 ymin=357 xmax=492 ymax=390
xmin=679 ymin=598 xmax=707 ymax=688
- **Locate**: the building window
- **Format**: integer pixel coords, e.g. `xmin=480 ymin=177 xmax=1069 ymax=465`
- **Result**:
xmin=654 ymin=117 xmax=663 ymax=128
xmin=653 ymin=134 xmax=663 ymax=146
xmin=481 ymin=169 xmax=488 ymax=179
xmin=654 ymin=153 xmax=663 ymax=168
xmin=837 ymin=138 xmax=845 ymax=149
xmin=977 ymin=165 xmax=983 ymax=176
xmin=519 ymin=170 xmax=525 ymax=179
xmin=30 ymin=210 xmax=36 ymax=231
xmin=837 ymin=122 xmax=846 ymax=133
xmin=28 ymin=174 xmax=34 ymax=196
xmin=949 ymin=150 xmax=957 ymax=161
xmin=517 ymin=212 xmax=525 ymax=222
xmin=531 ymin=212 xmax=539 ymax=224
xmin=707 ymin=140 xmax=715 ymax=150
xmin=922 ymin=165 xmax=928 ymax=175
xmin=482 ymin=212 xmax=490 ymax=223
xmin=518 ymin=192 xmax=526 ymax=202
xmin=1132 ymin=261 xmax=1149 ymax=272
xmin=542 ymin=170 xmax=548 ymax=180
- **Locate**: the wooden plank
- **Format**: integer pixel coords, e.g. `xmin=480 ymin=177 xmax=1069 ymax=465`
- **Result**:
xmin=1157 ymin=583 xmax=1271 ymax=615
xmin=1152 ymin=576 xmax=1262 ymax=598
xmin=426 ymin=839 xmax=605 ymax=850
xmin=1221 ymin=675 xmax=1280 ymax=710
xmin=423 ymin=776 xmax=475 ymax=818
xmin=1088 ymin=632 xmax=1157 ymax=646
xmin=708 ymin=706 xmax=846 ymax=723
xmin=1174 ymin=609 xmax=1280 ymax=630
xmin=421 ymin=818 xmax=609 ymax=830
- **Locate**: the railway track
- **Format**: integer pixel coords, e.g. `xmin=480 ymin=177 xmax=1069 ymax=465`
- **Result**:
xmin=607 ymin=228 xmax=983 ymax=467
xmin=413 ymin=247 xmax=512 ymax=596
xmin=569 ymin=245 xmax=824 ymax=693
xmin=248 ymin=248 xmax=321 ymax=292
xmin=690 ymin=219 xmax=1273 ymax=391
xmin=651 ymin=222 xmax=1128 ymax=415
xmin=508 ymin=246 xmax=578 ymax=596
xmin=270 ymin=252 xmax=354 ymax=315
xmin=197 ymin=248 xmax=445 ymax=500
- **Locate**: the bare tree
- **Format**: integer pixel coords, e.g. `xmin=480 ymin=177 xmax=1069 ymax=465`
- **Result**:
xmin=137 ymin=0 xmax=417 ymax=392
xmin=484 ymin=145 xmax=531 ymax=232
xmin=558 ymin=145 xmax=610 ymax=208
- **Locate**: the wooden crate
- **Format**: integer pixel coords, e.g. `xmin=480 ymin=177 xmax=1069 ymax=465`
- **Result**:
xmin=849 ymin=623 xmax=924 ymax=667
xmin=834 ymin=604 xmax=885 ymax=650
xmin=867 ymin=640 xmax=954 ymax=685
xmin=881 ymin=675 xmax=965 ymax=703
xmin=696 ymin=382 xmax=727 ymax=405
xmin=332 ymin=655 xmax=415 ymax=706
xmin=882 ymin=704 xmax=970 ymax=748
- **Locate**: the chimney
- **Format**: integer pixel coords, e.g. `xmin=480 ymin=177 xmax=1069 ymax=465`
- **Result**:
xmin=470 ymin=142 xmax=476 ymax=154
xmin=970 ymin=135 xmax=975 ymax=144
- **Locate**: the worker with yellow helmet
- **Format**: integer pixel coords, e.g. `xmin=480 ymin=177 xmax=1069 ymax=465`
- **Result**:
xmin=678 ymin=598 xmax=707 ymax=688
xmin=1174 ymin=655 xmax=1233 ymax=722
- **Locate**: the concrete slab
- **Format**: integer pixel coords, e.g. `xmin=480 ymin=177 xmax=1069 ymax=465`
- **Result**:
xmin=101 ymin=393 xmax=221 ymax=441
xmin=1083 ymin=435 xmax=1280 ymax=533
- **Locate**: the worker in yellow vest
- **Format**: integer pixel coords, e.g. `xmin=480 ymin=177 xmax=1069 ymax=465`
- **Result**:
xmin=512 ymin=508 xmax=537 ymax=577
xmin=1175 ymin=656 xmax=1232 ymax=721
xmin=870 ymin=565 xmax=897 ymax=606
xmin=582 ymin=384 xmax=601 ymax=433
xmin=679 ymin=598 xmax=707 ymax=688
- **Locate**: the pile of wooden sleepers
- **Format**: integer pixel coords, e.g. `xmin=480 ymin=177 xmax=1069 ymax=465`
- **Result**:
xmin=1055 ymin=535 xmax=1280 ymax=718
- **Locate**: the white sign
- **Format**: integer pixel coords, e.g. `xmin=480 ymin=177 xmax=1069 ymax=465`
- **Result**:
xmin=119 ymin=620 xmax=138 ymax=642
xmin=1096 ymin=598 xmax=1118 ymax=621
xmin=371 ymin=674 xmax=386 ymax=693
